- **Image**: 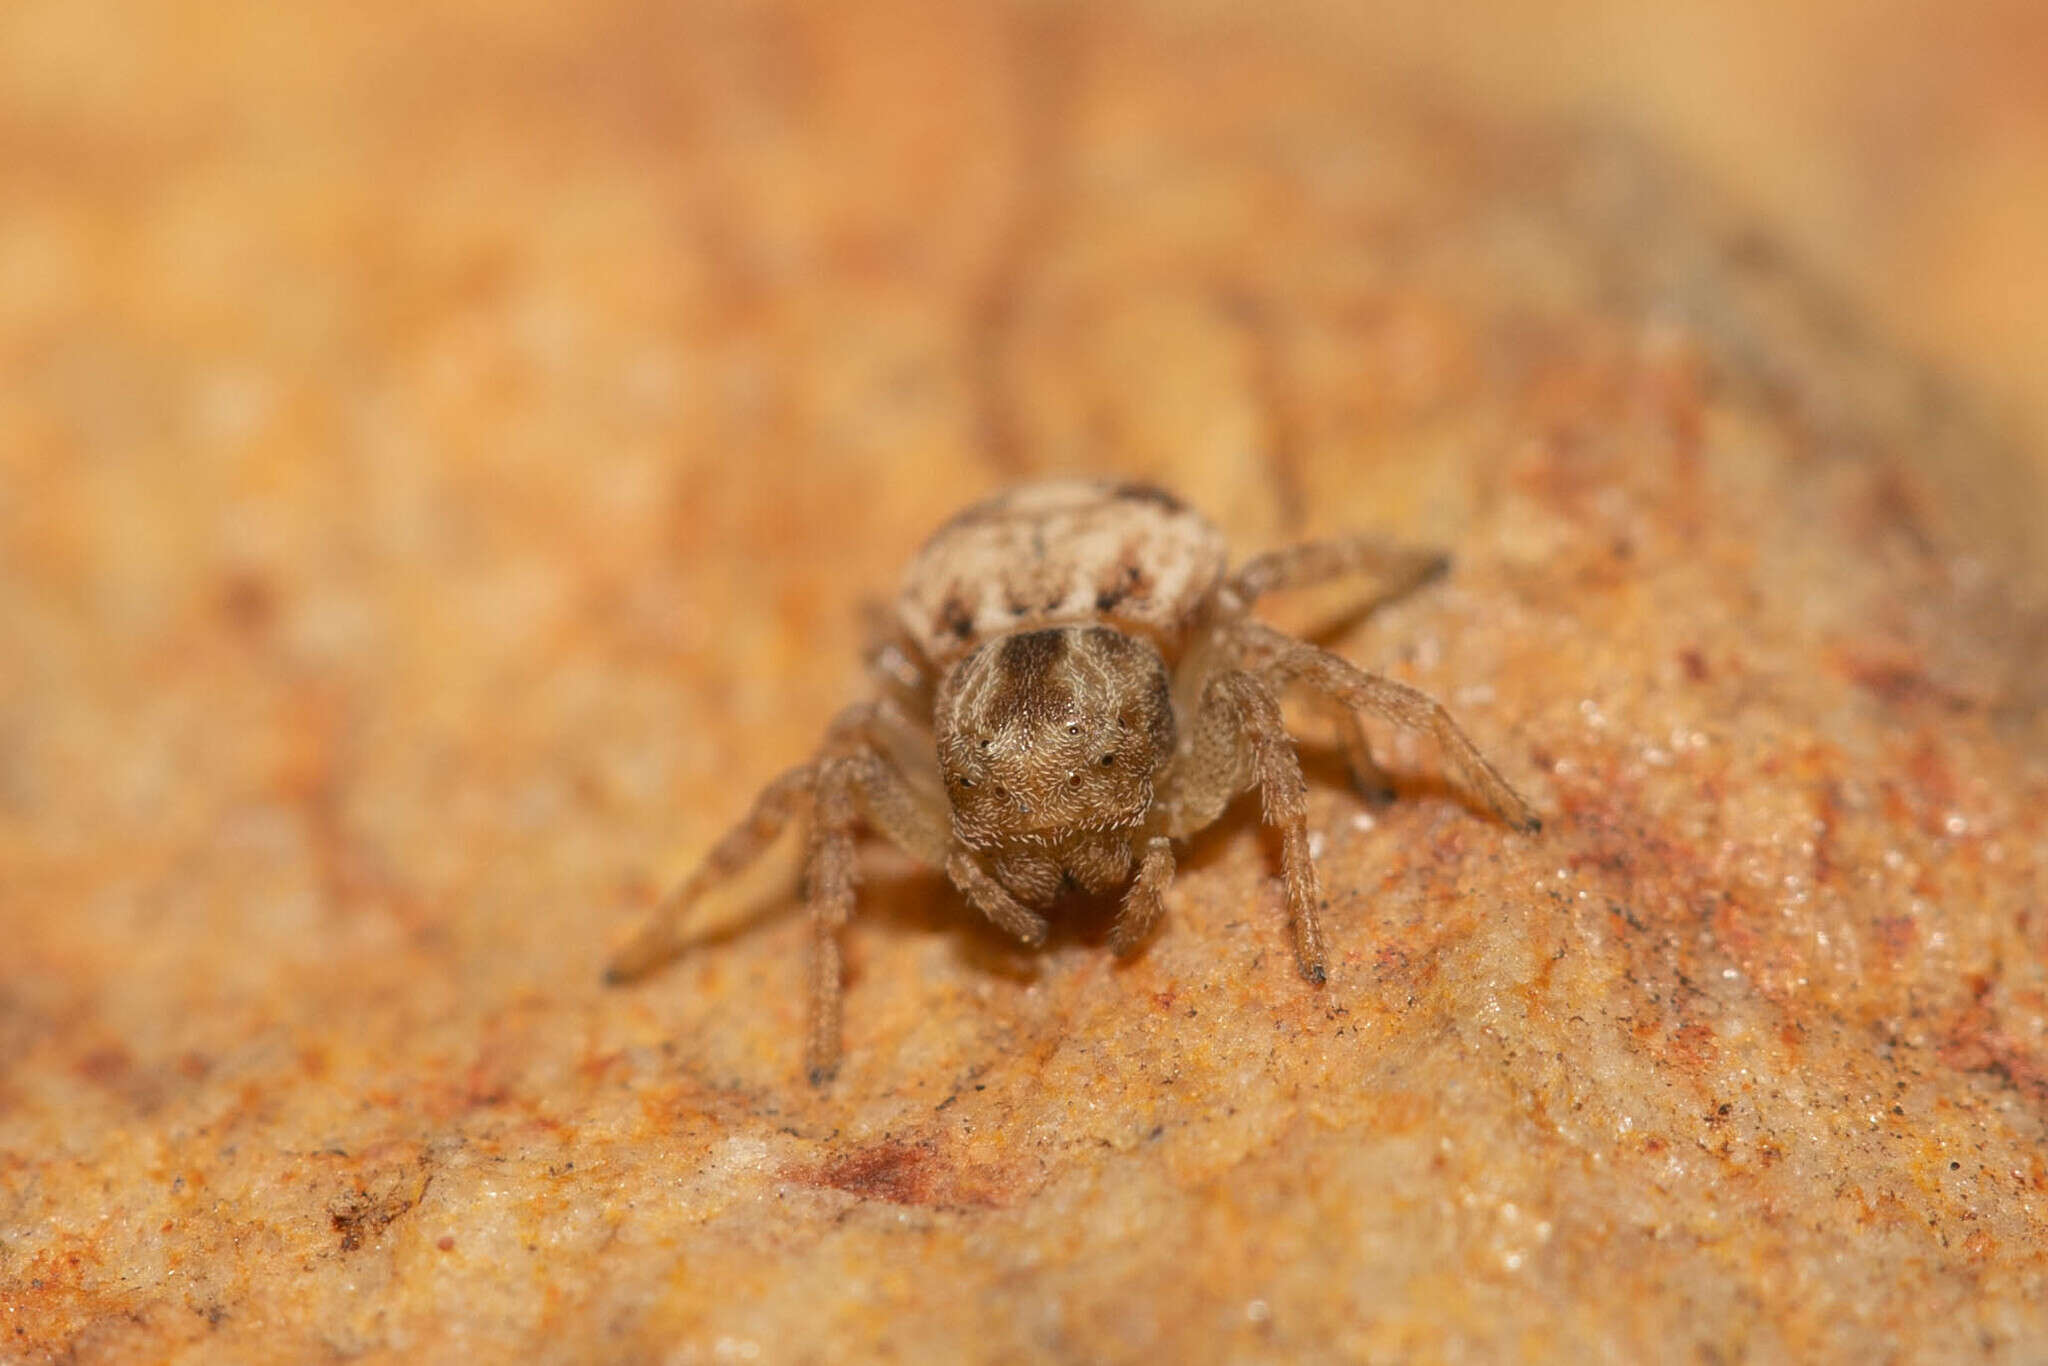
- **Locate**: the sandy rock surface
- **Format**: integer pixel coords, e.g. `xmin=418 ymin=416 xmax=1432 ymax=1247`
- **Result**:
xmin=4 ymin=2 xmax=2047 ymax=1362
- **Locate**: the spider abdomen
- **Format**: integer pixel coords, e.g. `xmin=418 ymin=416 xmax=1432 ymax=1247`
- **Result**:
xmin=896 ymin=479 xmax=1229 ymax=669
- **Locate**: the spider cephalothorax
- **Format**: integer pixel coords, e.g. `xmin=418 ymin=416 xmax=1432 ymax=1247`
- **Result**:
xmin=609 ymin=479 xmax=1540 ymax=1083
xmin=935 ymin=625 xmax=1174 ymax=855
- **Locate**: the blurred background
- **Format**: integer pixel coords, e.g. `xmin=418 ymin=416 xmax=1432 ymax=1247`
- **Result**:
xmin=6 ymin=0 xmax=2047 ymax=443
xmin=1295 ymin=0 xmax=2048 ymax=456
xmin=5 ymin=0 xmax=2047 ymax=468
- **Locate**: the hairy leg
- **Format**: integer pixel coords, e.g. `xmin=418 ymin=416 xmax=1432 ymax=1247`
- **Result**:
xmin=1235 ymin=620 xmax=1541 ymax=833
xmin=946 ymin=852 xmax=1049 ymax=946
xmin=606 ymin=703 xmax=955 ymax=986
xmin=1162 ymin=669 xmax=1327 ymax=983
xmin=604 ymin=761 xmax=820 ymax=985
xmin=1229 ymin=533 xmax=1448 ymax=608
xmin=859 ymin=599 xmax=932 ymax=713
xmin=803 ymin=756 xmax=863 ymax=1083
xmin=1109 ymin=835 xmax=1176 ymax=957
xmin=1333 ymin=707 xmax=1396 ymax=804
xmin=606 ymin=703 xmax=959 ymax=1084
xmin=806 ymin=749 xmax=959 ymax=1083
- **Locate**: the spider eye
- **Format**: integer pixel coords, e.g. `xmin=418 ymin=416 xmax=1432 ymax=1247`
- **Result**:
xmin=1099 ymin=754 xmax=1116 ymax=767
xmin=955 ymin=775 xmax=974 ymax=789
xmin=1064 ymin=722 xmax=1080 ymax=736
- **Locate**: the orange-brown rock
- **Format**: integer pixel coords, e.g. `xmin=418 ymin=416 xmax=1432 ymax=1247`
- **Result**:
xmin=3 ymin=2 xmax=2046 ymax=1362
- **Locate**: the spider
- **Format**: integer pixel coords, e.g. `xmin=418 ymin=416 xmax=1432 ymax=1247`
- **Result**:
xmin=608 ymin=479 xmax=1540 ymax=1083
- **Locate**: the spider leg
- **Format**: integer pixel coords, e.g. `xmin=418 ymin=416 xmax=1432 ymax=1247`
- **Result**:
xmin=1228 ymin=536 xmax=1453 ymax=770
xmin=802 ymin=756 xmax=862 ymax=1083
xmin=607 ymin=703 xmax=957 ymax=1085
xmin=806 ymin=748 xmax=958 ymax=1083
xmin=859 ymin=599 xmax=932 ymax=712
xmin=945 ymin=852 xmax=1049 ymax=947
xmin=1229 ymin=533 xmax=1449 ymax=609
xmin=604 ymin=760 xmax=821 ymax=986
xmin=1235 ymin=620 xmax=1541 ymax=833
xmin=1109 ymin=835 xmax=1176 ymax=956
xmin=1163 ymin=668 xmax=1327 ymax=984
xmin=1333 ymin=707 xmax=1397 ymax=804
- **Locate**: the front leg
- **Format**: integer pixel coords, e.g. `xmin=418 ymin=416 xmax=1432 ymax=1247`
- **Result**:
xmin=802 ymin=756 xmax=871 ymax=1083
xmin=1109 ymin=835 xmax=1176 ymax=957
xmin=606 ymin=704 xmax=900 ymax=985
xmin=602 ymin=750 xmax=862 ymax=1084
xmin=806 ymin=748 xmax=959 ymax=1083
xmin=946 ymin=852 xmax=1049 ymax=947
xmin=607 ymin=703 xmax=961 ymax=1085
xmin=1162 ymin=669 xmax=1327 ymax=984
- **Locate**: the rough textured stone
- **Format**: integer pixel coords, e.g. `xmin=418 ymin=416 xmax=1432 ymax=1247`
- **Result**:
xmin=3 ymin=2 xmax=2046 ymax=1363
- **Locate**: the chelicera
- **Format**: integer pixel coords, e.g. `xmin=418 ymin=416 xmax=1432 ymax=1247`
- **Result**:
xmin=608 ymin=480 xmax=1540 ymax=1082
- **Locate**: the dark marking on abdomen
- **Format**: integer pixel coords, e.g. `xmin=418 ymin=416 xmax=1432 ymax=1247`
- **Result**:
xmin=1110 ymin=482 xmax=1186 ymax=513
